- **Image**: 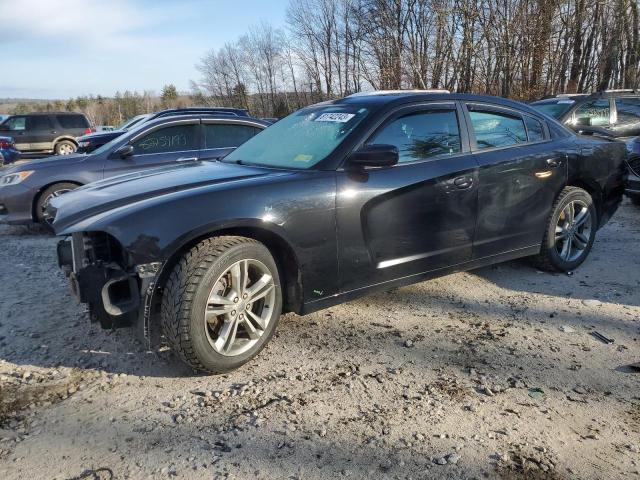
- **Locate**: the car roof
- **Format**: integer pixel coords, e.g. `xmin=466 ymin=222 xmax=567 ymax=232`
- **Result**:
xmin=12 ymin=111 xmax=86 ymax=116
xmin=139 ymin=113 xmax=270 ymax=129
xmin=328 ymin=91 xmax=543 ymax=116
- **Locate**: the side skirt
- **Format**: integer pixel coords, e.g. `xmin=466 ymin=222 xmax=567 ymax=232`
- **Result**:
xmin=299 ymin=245 xmax=541 ymax=315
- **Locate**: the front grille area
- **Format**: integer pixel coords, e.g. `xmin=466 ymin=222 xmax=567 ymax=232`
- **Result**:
xmin=628 ymin=155 xmax=640 ymax=176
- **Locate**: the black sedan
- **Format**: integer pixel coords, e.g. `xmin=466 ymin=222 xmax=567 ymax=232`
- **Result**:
xmin=0 ymin=114 xmax=269 ymax=225
xmin=53 ymin=91 xmax=626 ymax=373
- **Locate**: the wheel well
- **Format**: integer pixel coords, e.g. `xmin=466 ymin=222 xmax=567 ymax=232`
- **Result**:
xmin=54 ymin=137 xmax=78 ymax=148
xmin=31 ymin=181 xmax=83 ymax=221
xmin=155 ymin=228 xmax=303 ymax=314
xmin=566 ymin=180 xmax=603 ymax=220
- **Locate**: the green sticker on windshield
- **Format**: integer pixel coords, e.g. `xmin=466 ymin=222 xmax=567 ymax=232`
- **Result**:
xmin=294 ymin=154 xmax=313 ymax=162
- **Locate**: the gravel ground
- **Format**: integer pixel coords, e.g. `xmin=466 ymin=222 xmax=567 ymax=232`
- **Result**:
xmin=0 ymin=200 xmax=639 ymax=480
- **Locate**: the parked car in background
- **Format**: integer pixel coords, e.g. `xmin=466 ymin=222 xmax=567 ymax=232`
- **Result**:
xmin=0 ymin=112 xmax=93 ymax=155
xmin=531 ymin=90 xmax=640 ymax=205
xmin=0 ymin=114 xmax=268 ymax=226
xmin=51 ymin=91 xmax=626 ymax=373
xmin=76 ymin=107 xmax=251 ymax=154
xmin=0 ymin=136 xmax=20 ymax=166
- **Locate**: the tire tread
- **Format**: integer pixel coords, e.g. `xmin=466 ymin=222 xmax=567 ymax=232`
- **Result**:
xmin=161 ymin=236 xmax=261 ymax=371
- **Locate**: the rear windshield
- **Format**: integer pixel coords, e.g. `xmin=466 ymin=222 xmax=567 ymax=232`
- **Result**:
xmin=530 ymin=100 xmax=575 ymax=120
xmin=56 ymin=114 xmax=89 ymax=129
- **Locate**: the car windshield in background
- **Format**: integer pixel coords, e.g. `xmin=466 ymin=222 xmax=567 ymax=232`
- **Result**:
xmin=530 ymin=99 xmax=575 ymax=119
xmin=223 ymin=106 xmax=369 ymax=169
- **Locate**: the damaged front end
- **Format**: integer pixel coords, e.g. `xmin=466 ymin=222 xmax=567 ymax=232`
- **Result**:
xmin=57 ymin=231 xmax=161 ymax=339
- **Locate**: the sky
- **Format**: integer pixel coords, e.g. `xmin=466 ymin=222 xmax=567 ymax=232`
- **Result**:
xmin=1 ymin=0 xmax=289 ymax=99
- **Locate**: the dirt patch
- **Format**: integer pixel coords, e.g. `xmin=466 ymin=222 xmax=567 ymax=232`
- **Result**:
xmin=0 ymin=199 xmax=639 ymax=479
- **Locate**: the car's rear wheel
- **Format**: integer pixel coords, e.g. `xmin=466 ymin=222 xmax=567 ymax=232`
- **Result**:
xmin=36 ymin=182 xmax=78 ymax=226
xmin=631 ymin=195 xmax=640 ymax=207
xmin=532 ymin=187 xmax=597 ymax=272
xmin=55 ymin=140 xmax=76 ymax=155
xmin=161 ymin=236 xmax=282 ymax=373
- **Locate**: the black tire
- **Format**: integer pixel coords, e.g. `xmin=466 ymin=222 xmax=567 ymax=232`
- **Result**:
xmin=54 ymin=140 xmax=76 ymax=155
xmin=161 ymin=236 xmax=282 ymax=373
xmin=532 ymin=187 xmax=597 ymax=272
xmin=35 ymin=182 xmax=79 ymax=225
xmin=630 ymin=195 xmax=640 ymax=207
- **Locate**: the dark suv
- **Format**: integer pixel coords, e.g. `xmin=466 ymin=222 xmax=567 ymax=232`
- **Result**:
xmin=0 ymin=112 xmax=93 ymax=156
xmin=530 ymin=90 xmax=640 ymax=205
xmin=77 ymin=107 xmax=251 ymax=153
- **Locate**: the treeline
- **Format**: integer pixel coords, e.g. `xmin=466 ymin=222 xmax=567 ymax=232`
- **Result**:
xmin=195 ymin=0 xmax=640 ymax=117
xmin=8 ymin=85 xmax=185 ymax=126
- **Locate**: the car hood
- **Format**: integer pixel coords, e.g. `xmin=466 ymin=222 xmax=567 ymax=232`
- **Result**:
xmin=51 ymin=161 xmax=287 ymax=232
xmin=78 ymin=130 xmax=124 ymax=142
xmin=1 ymin=153 xmax=88 ymax=174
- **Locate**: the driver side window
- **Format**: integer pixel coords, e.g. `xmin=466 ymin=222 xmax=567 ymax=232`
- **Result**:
xmin=132 ymin=125 xmax=198 ymax=154
xmin=369 ymin=110 xmax=461 ymax=163
xmin=6 ymin=117 xmax=26 ymax=131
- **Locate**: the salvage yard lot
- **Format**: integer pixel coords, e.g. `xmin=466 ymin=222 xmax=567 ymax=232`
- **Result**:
xmin=0 ymin=201 xmax=639 ymax=479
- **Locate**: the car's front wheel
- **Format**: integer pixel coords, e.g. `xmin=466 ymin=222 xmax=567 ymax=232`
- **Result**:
xmin=161 ymin=236 xmax=282 ymax=373
xmin=533 ymin=186 xmax=597 ymax=272
xmin=36 ymin=182 xmax=78 ymax=226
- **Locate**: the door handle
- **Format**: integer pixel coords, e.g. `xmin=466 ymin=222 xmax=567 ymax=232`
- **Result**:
xmin=453 ymin=176 xmax=473 ymax=189
xmin=176 ymin=157 xmax=198 ymax=162
xmin=546 ymin=158 xmax=560 ymax=168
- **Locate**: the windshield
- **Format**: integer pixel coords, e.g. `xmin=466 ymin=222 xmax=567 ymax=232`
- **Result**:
xmin=223 ymin=105 xmax=369 ymax=169
xmin=530 ymin=100 xmax=575 ymax=120
xmin=91 ymin=120 xmax=149 ymax=156
xmin=117 ymin=114 xmax=149 ymax=131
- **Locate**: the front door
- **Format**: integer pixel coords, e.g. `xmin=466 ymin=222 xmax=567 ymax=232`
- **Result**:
xmin=336 ymin=103 xmax=479 ymax=292
xmin=464 ymin=103 xmax=568 ymax=258
xmin=103 ymin=121 xmax=200 ymax=178
xmin=3 ymin=116 xmax=29 ymax=151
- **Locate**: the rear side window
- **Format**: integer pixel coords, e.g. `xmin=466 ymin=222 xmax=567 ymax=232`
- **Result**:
xmin=615 ymin=97 xmax=640 ymax=127
xmin=27 ymin=115 xmax=53 ymax=130
xmin=132 ymin=125 xmax=198 ymax=154
xmin=56 ymin=114 xmax=89 ymax=129
xmin=574 ymin=99 xmax=611 ymax=126
xmin=204 ymin=124 xmax=261 ymax=149
xmin=469 ymin=110 xmax=527 ymax=149
xmin=5 ymin=116 xmax=26 ymax=131
xmin=525 ymin=116 xmax=545 ymax=142
xmin=369 ymin=109 xmax=461 ymax=163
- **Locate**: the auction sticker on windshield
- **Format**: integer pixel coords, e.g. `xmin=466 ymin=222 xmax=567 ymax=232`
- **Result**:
xmin=315 ymin=113 xmax=356 ymax=123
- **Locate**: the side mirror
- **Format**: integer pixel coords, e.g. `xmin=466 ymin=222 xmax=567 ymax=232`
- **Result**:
xmin=114 ymin=144 xmax=134 ymax=159
xmin=0 ymin=124 xmax=9 ymax=131
xmin=348 ymin=144 xmax=399 ymax=168
xmin=575 ymin=116 xmax=592 ymax=127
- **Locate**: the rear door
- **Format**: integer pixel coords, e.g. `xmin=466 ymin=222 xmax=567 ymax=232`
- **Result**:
xmin=103 ymin=119 xmax=200 ymax=178
xmin=200 ymin=120 xmax=265 ymax=160
xmin=336 ymin=102 xmax=479 ymax=292
xmin=27 ymin=115 xmax=56 ymax=151
xmin=464 ymin=103 xmax=568 ymax=258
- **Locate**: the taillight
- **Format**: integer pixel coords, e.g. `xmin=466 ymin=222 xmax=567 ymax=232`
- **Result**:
xmin=0 ymin=139 xmax=11 ymax=149
xmin=83 ymin=128 xmax=93 ymax=135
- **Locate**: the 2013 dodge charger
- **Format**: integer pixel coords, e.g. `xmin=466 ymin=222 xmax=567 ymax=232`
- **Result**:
xmin=53 ymin=91 xmax=627 ymax=373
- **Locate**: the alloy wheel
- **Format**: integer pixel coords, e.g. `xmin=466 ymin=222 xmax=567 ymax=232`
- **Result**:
xmin=41 ymin=189 xmax=72 ymax=224
xmin=58 ymin=143 xmax=75 ymax=155
xmin=554 ymin=200 xmax=592 ymax=262
xmin=204 ymin=258 xmax=276 ymax=356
